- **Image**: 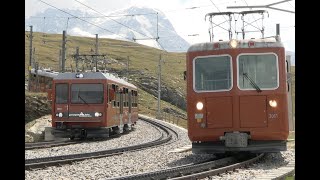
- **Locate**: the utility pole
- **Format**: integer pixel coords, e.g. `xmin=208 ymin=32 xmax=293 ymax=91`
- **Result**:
xmin=28 ymin=26 xmax=33 ymax=91
xmin=59 ymin=49 xmax=62 ymax=71
xmin=127 ymin=56 xmax=129 ymax=80
xmin=75 ymin=47 xmax=79 ymax=72
xmin=95 ymin=34 xmax=99 ymax=70
xmin=276 ymin=23 xmax=280 ymax=36
xmin=61 ymin=30 xmax=67 ymax=72
xmin=157 ymin=54 xmax=162 ymax=120
xmin=35 ymin=62 xmax=39 ymax=92
xmin=130 ymin=12 xmax=162 ymax=119
xmin=156 ymin=12 xmax=162 ymax=120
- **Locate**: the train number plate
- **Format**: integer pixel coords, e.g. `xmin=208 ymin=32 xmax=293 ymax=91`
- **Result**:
xmin=195 ymin=113 xmax=203 ymax=119
xmin=225 ymin=133 xmax=248 ymax=148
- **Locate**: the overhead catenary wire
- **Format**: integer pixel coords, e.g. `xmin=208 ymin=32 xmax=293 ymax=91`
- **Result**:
xmin=74 ymin=0 xmax=153 ymax=39
xmin=287 ymin=1 xmax=295 ymax=9
xmin=38 ymin=0 xmax=132 ymax=41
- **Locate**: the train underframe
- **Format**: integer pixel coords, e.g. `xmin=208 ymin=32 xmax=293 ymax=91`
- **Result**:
xmin=45 ymin=123 xmax=136 ymax=141
xmin=192 ymin=140 xmax=287 ymax=154
xmin=192 ymin=132 xmax=287 ymax=154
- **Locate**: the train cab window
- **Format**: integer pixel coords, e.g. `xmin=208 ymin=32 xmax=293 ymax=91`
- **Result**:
xmin=238 ymin=54 xmax=278 ymax=90
xmin=71 ymin=84 xmax=103 ymax=104
xmin=194 ymin=55 xmax=232 ymax=91
xmin=55 ymin=84 xmax=68 ymax=104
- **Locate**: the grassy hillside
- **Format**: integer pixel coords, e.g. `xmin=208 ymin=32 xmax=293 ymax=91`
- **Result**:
xmin=25 ymin=32 xmax=186 ymax=95
xmin=25 ymin=32 xmax=188 ymax=127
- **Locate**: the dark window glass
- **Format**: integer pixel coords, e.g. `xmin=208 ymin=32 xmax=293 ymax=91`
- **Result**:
xmin=71 ymin=84 xmax=103 ymax=104
xmin=56 ymin=84 xmax=68 ymax=104
xmin=238 ymin=54 xmax=278 ymax=89
xmin=195 ymin=56 xmax=231 ymax=91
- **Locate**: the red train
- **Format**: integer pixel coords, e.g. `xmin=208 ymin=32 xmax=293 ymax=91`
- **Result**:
xmin=29 ymin=68 xmax=58 ymax=92
xmin=45 ymin=71 xmax=138 ymax=140
xmin=186 ymin=37 xmax=290 ymax=153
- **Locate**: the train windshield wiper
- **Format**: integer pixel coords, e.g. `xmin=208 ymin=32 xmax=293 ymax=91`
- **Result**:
xmin=243 ymin=73 xmax=262 ymax=92
xmin=78 ymin=91 xmax=89 ymax=105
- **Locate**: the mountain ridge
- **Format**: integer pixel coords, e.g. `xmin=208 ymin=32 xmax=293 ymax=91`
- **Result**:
xmin=25 ymin=6 xmax=190 ymax=52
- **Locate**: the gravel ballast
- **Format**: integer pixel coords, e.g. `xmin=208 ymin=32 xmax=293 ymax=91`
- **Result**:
xmin=25 ymin=117 xmax=295 ymax=180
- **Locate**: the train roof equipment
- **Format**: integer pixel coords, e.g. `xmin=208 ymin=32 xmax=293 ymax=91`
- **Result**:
xmin=54 ymin=72 xmax=136 ymax=89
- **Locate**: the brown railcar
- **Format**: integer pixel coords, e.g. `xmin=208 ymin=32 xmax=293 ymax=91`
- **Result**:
xmin=46 ymin=71 xmax=138 ymax=140
xmin=186 ymin=38 xmax=290 ymax=153
xmin=29 ymin=69 xmax=58 ymax=92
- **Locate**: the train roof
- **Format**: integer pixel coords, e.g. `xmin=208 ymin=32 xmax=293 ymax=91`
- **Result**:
xmin=54 ymin=72 xmax=137 ymax=89
xmin=31 ymin=68 xmax=59 ymax=78
xmin=187 ymin=37 xmax=284 ymax=52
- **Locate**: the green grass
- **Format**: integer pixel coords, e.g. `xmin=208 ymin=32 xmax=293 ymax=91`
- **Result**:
xmin=285 ymin=175 xmax=295 ymax=180
xmin=138 ymin=88 xmax=187 ymax=129
xmin=25 ymin=32 xmax=186 ymax=96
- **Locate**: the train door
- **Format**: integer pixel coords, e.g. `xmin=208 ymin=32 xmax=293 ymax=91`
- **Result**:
xmin=286 ymin=55 xmax=294 ymax=131
xmin=119 ymin=88 xmax=124 ymax=133
xmin=238 ymin=54 xmax=272 ymax=128
xmin=128 ymin=90 xmax=132 ymax=128
xmin=54 ymin=83 xmax=69 ymax=127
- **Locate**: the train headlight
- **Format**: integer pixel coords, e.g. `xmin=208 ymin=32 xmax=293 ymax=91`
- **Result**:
xmin=269 ymin=100 xmax=277 ymax=108
xmin=229 ymin=39 xmax=238 ymax=48
xmin=75 ymin=73 xmax=84 ymax=78
xmin=95 ymin=112 xmax=102 ymax=117
xmin=196 ymin=102 xmax=203 ymax=110
xmin=58 ymin=112 xmax=63 ymax=117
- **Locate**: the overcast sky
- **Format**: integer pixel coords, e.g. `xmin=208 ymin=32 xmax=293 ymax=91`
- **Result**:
xmin=25 ymin=0 xmax=295 ymax=52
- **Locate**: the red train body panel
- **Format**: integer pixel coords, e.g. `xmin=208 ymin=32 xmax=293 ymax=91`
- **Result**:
xmin=186 ymin=38 xmax=290 ymax=153
xmin=48 ymin=72 xmax=138 ymax=139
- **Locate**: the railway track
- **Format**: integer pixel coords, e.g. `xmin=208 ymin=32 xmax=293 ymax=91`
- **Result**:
xmin=108 ymin=153 xmax=264 ymax=180
xmin=25 ymin=140 xmax=79 ymax=150
xmin=25 ymin=117 xmax=179 ymax=170
xmin=25 ymin=131 xmax=129 ymax=150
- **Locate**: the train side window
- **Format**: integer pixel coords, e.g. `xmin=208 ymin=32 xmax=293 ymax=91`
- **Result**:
xmin=122 ymin=88 xmax=126 ymax=107
xmin=48 ymin=80 xmax=52 ymax=89
xmin=106 ymin=84 xmax=109 ymax=103
xmin=132 ymin=90 xmax=138 ymax=107
xmin=116 ymin=85 xmax=120 ymax=107
xmin=136 ymin=91 xmax=138 ymax=107
xmin=125 ymin=88 xmax=129 ymax=107
xmin=110 ymin=84 xmax=117 ymax=107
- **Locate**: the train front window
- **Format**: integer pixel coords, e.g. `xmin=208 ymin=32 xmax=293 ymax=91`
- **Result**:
xmin=194 ymin=55 xmax=232 ymax=91
xmin=55 ymin=84 xmax=68 ymax=104
xmin=71 ymin=84 xmax=103 ymax=104
xmin=238 ymin=54 xmax=278 ymax=90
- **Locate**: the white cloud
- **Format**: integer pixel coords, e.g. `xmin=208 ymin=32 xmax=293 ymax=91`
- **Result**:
xmin=70 ymin=27 xmax=95 ymax=37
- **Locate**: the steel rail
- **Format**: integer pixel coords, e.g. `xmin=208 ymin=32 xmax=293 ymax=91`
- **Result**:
xmin=25 ymin=118 xmax=178 ymax=170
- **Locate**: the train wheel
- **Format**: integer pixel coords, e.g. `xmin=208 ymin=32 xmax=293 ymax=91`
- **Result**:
xmin=80 ymin=129 xmax=87 ymax=139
